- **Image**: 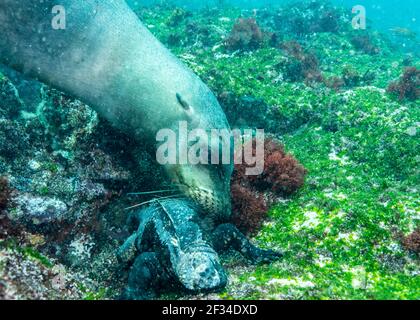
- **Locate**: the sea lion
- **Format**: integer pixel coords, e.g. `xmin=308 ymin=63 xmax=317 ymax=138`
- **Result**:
xmin=0 ymin=0 xmax=233 ymax=219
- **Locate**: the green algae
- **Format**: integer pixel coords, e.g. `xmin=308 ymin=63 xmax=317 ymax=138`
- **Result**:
xmin=0 ymin=240 xmax=53 ymax=269
xmin=138 ymin=5 xmax=419 ymax=300
xmin=234 ymin=88 xmax=419 ymax=299
xmin=77 ymin=284 xmax=109 ymax=301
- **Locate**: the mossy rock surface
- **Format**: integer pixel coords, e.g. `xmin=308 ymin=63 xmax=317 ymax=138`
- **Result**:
xmin=1 ymin=2 xmax=419 ymax=300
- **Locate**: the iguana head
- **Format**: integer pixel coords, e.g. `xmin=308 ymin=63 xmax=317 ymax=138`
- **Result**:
xmin=175 ymin=243 xmax=227 ymax=292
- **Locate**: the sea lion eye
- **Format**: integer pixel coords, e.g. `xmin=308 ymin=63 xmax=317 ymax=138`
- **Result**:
xmin=217 ymin=168 xmax=225 ymax=180
xmin=176 ymin=93 xmax=190 ymax=110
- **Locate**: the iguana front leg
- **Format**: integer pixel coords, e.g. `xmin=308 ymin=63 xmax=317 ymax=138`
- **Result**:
xmin=121 ymin=252 xmax=173 ymax=300
xmin=117 ymin=208 xmax=179 ymax=300
xmin=117 ymin=209 xmax=156 ymax=265
xmin=211 ymin=224 xmax=283 ymax=264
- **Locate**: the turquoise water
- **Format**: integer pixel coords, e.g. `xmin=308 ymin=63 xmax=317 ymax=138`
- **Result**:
xmin=129 ymin=0 xmax=420 ymax=33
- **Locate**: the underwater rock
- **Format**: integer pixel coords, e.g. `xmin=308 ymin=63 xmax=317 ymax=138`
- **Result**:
xmin=0 ymin=119 xmax=29 ymax=160
xmin=266 ymin=1 xmax=346 ymax=36
xmin=0 ymin=177 xmax=11 ymax=213
xmin=350 ymin=34 xmax=380 ymax=55
xmin=218 ymin=92 xmax=287 ymax=133
xmin=0 ymin=246 xmax=95 ymax=300
xmin=300 ymin=52 xmax=324 ymax=84
xmin=10 ymin=194 xmax=68 ymax=226
xmin=280 ymin=41 xmax=324 ymax=84
xmin=228 ymin=95 xmax=270 ymax=129
xmin=0 ymin=178 xmax=26 ymax=241
xmin=342 ymin=66 xmax=361 ymax=87
xmin=0 ymin=79 xmax=31 ymax=162
xmin=324 ymin=76 xmax=345 ymax=91
xmin=39 ymin=88 xmax=99 ymax=153
xmin=167 ymin=8 xmax=191 ymax=27
xmin=218 ymin=90 xmax=315 ymax=135
xmin=0 ymin=72 xmax=152 ymax=247
xmin=83 ymin=149 xmax=131 ymax=183
xmin=226 ymin=18 xmax=264 ymax=51
xmin=72 ymin=180 xmax=108 ymax=202
xmin=402 ymin=54 xmax=415 ymax=67
xmin=167 ymin=33 xmax=183 ymax=47
xmin=66 ymin=234 xmax=95 ymax=268
xmin=282 ymin=57 xmax=305 ymax=83
xmin=325 ymin=67 xmax=375 ymax=90
xmin=0 ymin=77 xmax=23 ymax=120
xmin=387 ymin=67 xmax=420 ymax=101
xmin=318 ymin=9 xmax=340 ymax=33
xmin=0 ymin=66 xmax=42 ymax=113
xmin=185 ymin=20 xmax=213 ymax=46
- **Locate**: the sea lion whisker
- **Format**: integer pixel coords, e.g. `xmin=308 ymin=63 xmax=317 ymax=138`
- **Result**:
xmin=124 ymin=194 xmax=185 ymax=211
xmin=127 ymin=189 xmax=177 ymax=196
xmin=156 ymin=195 xmax=189 ymax=201
xmin=168 ymin=183 xmax=188 ymax=189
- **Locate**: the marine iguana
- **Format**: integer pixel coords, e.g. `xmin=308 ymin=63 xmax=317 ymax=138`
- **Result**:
xmin=118 ymin=199 xmax=282 ymax=299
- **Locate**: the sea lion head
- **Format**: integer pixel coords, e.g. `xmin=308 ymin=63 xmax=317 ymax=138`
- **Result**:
xmin=160 ymin=89 xmax=234 ymax=221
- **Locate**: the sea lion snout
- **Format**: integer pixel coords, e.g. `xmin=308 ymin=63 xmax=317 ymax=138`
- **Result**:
xmin=188 ymin=186 xmax=232 ymax=219
xmin=167 ymin=162 xmax=233 ymax=220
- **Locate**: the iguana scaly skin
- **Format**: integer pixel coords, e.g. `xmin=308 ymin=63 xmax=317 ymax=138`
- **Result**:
xmin=118 ymin=199 xmax=282 ymax=300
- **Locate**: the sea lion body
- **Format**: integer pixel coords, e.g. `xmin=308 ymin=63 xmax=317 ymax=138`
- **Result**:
xmin=0 ymin=0 xmax=233 ymax=218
